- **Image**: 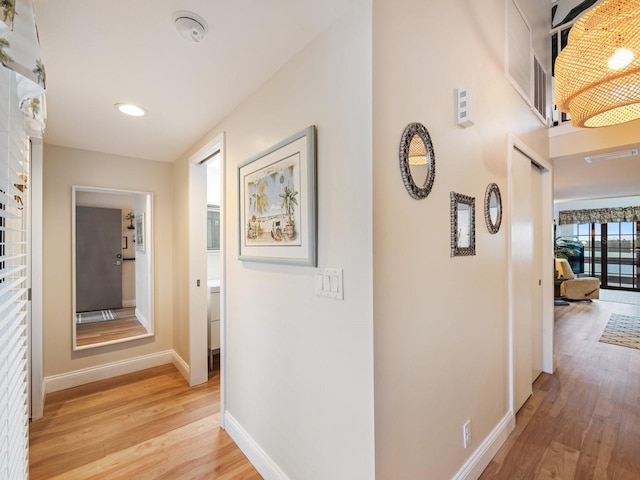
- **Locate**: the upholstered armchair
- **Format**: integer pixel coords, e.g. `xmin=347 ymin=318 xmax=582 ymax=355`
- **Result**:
xmin=555 ymin=258 xmax=600 ymax=301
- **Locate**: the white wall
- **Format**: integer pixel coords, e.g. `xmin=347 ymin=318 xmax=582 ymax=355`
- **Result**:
xmin=176 ymin=1 xmax=374 ymax=478
xmin=207 ymin=159 xmax=221 ymax=205
xmin=171 ymin=154 xmax=190 ymax=365
xmin=42 ymin=145 xmax=173 ymax=377
xmin=372 ymin=0 xmax=550 ymax=478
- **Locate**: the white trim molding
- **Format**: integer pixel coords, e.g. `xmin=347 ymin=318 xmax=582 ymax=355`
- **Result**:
xmin=172 ymin=350 xmax=190 ymax=382
xmin=134 ymin=308 xmax=150 ymax=330
xmin=44 ymin=350 xmax=175 ymax=393
xmin=452 ymin=412 xmax=516 ymax=480
xmin=225 ymin=412 xmax=291 ymax=480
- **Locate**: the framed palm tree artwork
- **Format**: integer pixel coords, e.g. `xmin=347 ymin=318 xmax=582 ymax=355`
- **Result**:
xmin=238 ymin=125 xmax=317 ymax=266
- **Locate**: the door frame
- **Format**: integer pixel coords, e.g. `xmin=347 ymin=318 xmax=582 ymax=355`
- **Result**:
xmin=188 ymin=132 xmax=226 ymax=427
xmin=30 ymin=139 xmax=44 ymax=419
xmin=507 ymin=134 xmax=554 ymax=415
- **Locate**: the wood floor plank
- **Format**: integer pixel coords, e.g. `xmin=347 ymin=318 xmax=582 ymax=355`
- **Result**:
xmin=611 ymin=403 xmax=640 ymax=475
xmin=480 ymin=297 xmax=640 ymax=480
xmin=534 ymin=440 xmax=580 ymax=480
xmin=48 ymin=416 xmax=218 ymax=479
xmin=30 ymin=364 xmax=261 ymax=479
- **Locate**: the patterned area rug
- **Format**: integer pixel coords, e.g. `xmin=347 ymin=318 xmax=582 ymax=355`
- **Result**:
xmin=599 ymin=289 xmax=640 ymax=306
xmin=599 ymin=314 xmax=640 ymax=350
xmin=75 ymin=309 xmax=119 ymax=324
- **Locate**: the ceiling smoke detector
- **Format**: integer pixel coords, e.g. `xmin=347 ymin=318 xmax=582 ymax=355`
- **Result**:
xmin=173 ymin=11 xmax=208 ymax=43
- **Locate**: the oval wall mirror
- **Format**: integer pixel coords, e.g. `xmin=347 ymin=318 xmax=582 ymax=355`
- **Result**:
xmin=484 ymin=183 xmax=502 ymax=234
xmin=72 ymin=186 xmax=154 ymax=350
xmin=399 ymin=122 xmax=436 ymax=199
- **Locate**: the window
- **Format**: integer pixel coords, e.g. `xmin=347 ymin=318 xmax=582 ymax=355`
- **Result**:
xmin=207 ymin=205 xmax=220 ymax=251
xmin=0 ymin=67 xmax=31 ymax=479
xmin=561 ymin=221 xmax=639 ymax=290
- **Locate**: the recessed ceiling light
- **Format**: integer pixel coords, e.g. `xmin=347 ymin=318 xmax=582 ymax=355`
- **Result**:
xmin=114 ymin=103 xmax=146 ymax=117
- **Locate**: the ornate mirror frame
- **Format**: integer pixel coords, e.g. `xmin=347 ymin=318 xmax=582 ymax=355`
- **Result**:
xmin=484 ymin=183 xmax=502 ymax=234
xmin=450 ymin=192 xmax=476 ymax=257
xmin=399 ymin=122 xmax=436 ymax=199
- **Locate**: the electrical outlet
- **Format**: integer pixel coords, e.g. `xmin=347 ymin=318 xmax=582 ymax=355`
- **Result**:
xmin=463 ymin=420 xmax=471 ymax=448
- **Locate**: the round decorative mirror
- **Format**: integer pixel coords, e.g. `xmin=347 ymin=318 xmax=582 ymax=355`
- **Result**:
xmin=484 ymin=183 xmax=502 ymax=234
xmin=399 ymin=122 xmax=435 ymax=199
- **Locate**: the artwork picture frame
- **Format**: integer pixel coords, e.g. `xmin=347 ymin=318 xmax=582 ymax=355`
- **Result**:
xmin=238 ymin=125 xmax=317 ymax=266
xmin=135 ymin=213 xmax=145 ymax=252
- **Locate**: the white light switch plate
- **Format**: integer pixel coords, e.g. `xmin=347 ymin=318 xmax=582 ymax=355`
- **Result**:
xmin=315 ymin=268 xmax=343 ymax=300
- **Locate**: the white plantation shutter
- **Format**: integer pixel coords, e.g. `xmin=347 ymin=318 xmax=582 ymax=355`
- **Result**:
xmin=533 ymin=54 xmax=548 ymax=122
xmin=0 ymin=65 xmax=31 ymax=480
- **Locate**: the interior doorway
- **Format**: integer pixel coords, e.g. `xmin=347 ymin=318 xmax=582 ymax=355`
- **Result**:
xmin=188 ymin=132 xmax=226 ymax=426
xmin=508 ymin=135 xmax=554 ymax=415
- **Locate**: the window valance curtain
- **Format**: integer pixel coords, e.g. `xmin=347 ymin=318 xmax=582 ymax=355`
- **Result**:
xmin=558 ymin=206 xmax=640 ymax=225
xmin=0 ymin=0 xmax=46 ymax=137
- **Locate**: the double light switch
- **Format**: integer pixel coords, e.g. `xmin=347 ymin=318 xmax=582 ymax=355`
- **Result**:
xmin=315 ymin=268 xmax=344 ymax=300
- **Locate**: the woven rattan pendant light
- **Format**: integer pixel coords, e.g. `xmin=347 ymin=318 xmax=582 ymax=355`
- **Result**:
xmin=555 ymin=0 xmax=640 ymax=128
xmin=408 ymin=135 xmax=428 ymax=165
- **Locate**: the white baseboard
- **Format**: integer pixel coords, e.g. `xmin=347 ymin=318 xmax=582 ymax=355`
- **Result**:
xmin=44 ymin=350 xmax=175 ymax=393
xmin=452 ymin=411 xmax=515 ymax=480
xmin=171 ymin=350 xmax=190 ymax=383
xmin=135 ymin=308 xmax=149 ymax=330
xmin=122 ymin=299 xmax=136 ymax=308
xmin=225 ymin=412 xmax=290 ymax=480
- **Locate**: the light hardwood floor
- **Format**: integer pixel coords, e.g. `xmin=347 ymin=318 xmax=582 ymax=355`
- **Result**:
xmin=480 ymin=296 xmax=640 ymax=479
xmin=32 ymin=297 xmax=640 ymax=479
xmin=29 ymin=364 xmax=262 ymax=479
xmin=76 ymin=307 xmax=148 ymax=347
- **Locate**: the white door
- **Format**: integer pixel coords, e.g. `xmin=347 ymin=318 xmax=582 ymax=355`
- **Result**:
xmin=511 ymin=148 xmax=543 ymax=413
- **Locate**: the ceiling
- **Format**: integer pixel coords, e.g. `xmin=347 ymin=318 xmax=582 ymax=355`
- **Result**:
xmin=553 ymin=142 xmax=640 ymax=202
xmin=32 ymin=0 xmax=357 ymax=162
xmin=31 ymin=0 xmax=640 ymax=202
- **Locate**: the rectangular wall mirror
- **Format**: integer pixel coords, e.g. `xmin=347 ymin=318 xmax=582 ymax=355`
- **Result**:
xmin=450 ymin=192 xmax=476 ymax=257
xmin=72 ymin=186 xmax=154 ymax=350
